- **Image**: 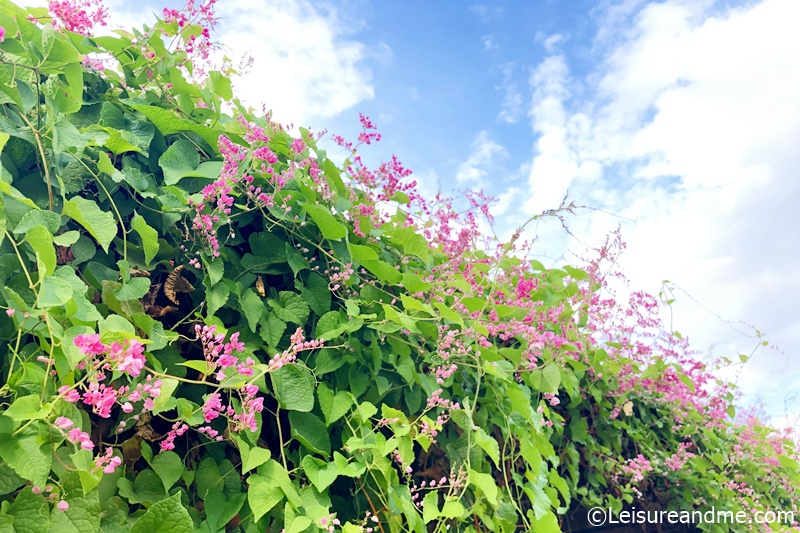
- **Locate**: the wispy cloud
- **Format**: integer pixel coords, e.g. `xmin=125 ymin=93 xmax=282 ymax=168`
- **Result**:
xmin=496 ymin=63 xmax=523 ymax=123
xmin=456 ymin=131 xmax=507 ymax=186
xmin=518 ymin=0 xmax=800 ymax=417
xmin=469 ymin=3 xmax=503 ymax=23
xmin=216 ymin=0 xmax=376 ymax=126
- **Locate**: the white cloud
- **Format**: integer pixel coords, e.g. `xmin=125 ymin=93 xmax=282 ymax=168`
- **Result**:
xmin=470 ymin=4 xmax=503 ymax=23
xmin=520 ymin=0 xmax=800 ymax=419
xmin=456 ymin=131 xmax=507 ymax=185
xmin=28 ymin=0 xmax=376 ymax=128
xmin=215 ymin=0 xmax=376 ymax=126
xmin=482 ymin=34 xmax=497 ymax=51
xmin=496 ymin=62 xmax=523 ymax=123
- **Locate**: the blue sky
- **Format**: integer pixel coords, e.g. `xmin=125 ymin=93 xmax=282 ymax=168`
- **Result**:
xmin=95 ymin=0 xmax=800 ymax=423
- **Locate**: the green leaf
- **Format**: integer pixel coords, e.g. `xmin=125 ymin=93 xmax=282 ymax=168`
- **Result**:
xmin=97 ymin=151 xmax=126 ymax=182
xmin=0 ymin=462 xmax=25 ymax=496
xmin=287 ymin=516 xmax=312 ymax=533
xmin=195 ymin=457 xmax=236 ymax=500
xmin=301 ymin=456 xmax=339 ymax=492
xmin=204 ymin=489 xmax=245 ymax=532
xmin=247 ymin=473 xmax=284 ymax=522
xmin=348 ymin=242 xmax=378 ymax=261
xmin=37 ymin=276 xmax=73 ymax=308
xmin=271 ymin=365 xmax=315 ymax=412
xmin=4 ymin=395 xmax=51 ymax=422
xmin=0 ymin=65 xmax=24 ymax=109
xmin=323 ymin=159 xmax=345 ymax=194
xmin=152 ymin=378 xmax=179 ymax=414
xmin=423 ymin=491 xmax=439 ymax=523
xmin=25 ymin=225 xmax=56 ymax=277
xmin=159 ymin=140 xmax=200 ymax=185
xmin=112 ymin=277 xmax=150 ymax=301
xmin=300 ymin=203 xmax=347 ymax=241
xmin=128 ymin=104 xmax=224 ymax=154
xmin=539 ymin=364 xmax=561 ymax=394
xmin=181 ymin=360 xmax=214 ymax=375
xmin=129 ymin=492 xmax=192 ymax=533
xmin=315 ymin=311 xmax=343 ymax=341
xmin=148 ymin=451 xmax=184 ymax=493
xmin=99 ymin=497 xmax=130 ymax=533
xmin=532 ymin=510 xmax=561 ymax=533
xmin=0 ymin=180 xmax=39 ymax=209
xmin=474 ymin=428 xmax=501 ymax=467
xmin=203 ymin=257 xmax=224 ymax=286
xmin=70 ymin=449 xmax=103 ymax=495
xmin=258 ymin=312 xmax=286 ymax=348
xmin=117 ymin=469 xmax=166 ymax=507
xmin=469 ymin=469 xmax=498 ymax=506
xmin=63 ymin=197 xmax=117 ymax=253
xmin=317 ymin=382 xmax=353 ymax=426
xmin=361 ymin=259 xmax=403 ymax=284
xmin=8 ymin=487 xmax=49 ymax=533
xmin=239 ymin=289 xmax=264 ymax=333
xmin=0 ymin=198 xmax=5 ymax=247
xmin=235 ymin=437 xmax=271 ymax=474
xmin=53 ymin=231 xmax=80 ymax=246
xmin=288 ymin=411 xmax=330 ymax=457
xmin=48 ymin=474 xmax=101 ymax=533
xmin=285 ymin=242 xmax=308 ymax=277
xmin=268 ymin=291 xmax=309 ymax=325
xmin=100 ymin=126 xmax=146 ymax=155
xmin=206 ymin=282 xmax=229 ymax=317
xmin=440 ymin=500 xmax=465 ymax=519
xmin=299 ymin=273 xmax=331 ymax=316
xmin=14 ymin=209 xmax=61 ymax=235
xmin=131 ymin=213 xmax=159 ymax=264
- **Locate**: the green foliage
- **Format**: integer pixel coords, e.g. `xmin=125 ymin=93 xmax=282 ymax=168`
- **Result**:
xmin=0 ymin=2 xmax=797 ymax=533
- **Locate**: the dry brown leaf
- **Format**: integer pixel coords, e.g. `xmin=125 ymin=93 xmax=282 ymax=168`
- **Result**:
xmin=164 ymin=265 xmax=195 ymax=304
xmin=622 ymin=400 xmax=634 ymax=416
xmin=256 ymin=276 xmax=266 ymax=297
xmin=55 ymin=245 xmax=75 ymax=265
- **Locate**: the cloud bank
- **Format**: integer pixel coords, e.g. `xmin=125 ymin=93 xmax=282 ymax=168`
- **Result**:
xmin=518 ymin=0 xmax=800 ymax=418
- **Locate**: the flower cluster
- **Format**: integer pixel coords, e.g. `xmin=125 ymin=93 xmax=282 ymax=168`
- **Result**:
xmin=618 ymin=454 xmax=654 ymax=485
xmin=664 ymin=442 xmax=696 ymax=472
xmin=47 ymin=0 xmax=108 ymax=35
xmin=63 ymin=334 xmax=160 ymax=421
xmin=52 ymin=417 xmax=122 ymax=474
xmin=31 ymin=484 xmax=70 ymax=512
xmin=160 ymin=0 xmax=218 ymax=77
xmin=266 ymin=327 xmax=324 ymax=372
xmin=195 ymin=323 xmax=248 ymax=380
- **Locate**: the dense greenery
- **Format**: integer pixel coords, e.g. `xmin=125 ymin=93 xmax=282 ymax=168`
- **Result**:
xmin=0 ymin=1 xmax=798 ymax=532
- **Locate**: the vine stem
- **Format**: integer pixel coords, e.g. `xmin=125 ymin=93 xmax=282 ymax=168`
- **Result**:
xmin=76 ymin=158 xmax=128 ymax=260
xmin=276 ymin=406 xmax=288 ymax=471
xmin=17 ymin=112 xmax=54 ymax=211
xmin=4 ymin=231 xmax=35 ymax=289
xmin=362 ymin=487 xmax=386 ymax=533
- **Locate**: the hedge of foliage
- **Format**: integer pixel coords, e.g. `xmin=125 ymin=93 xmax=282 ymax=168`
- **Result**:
xmin=0 ymin=1 xmax=798 ymax=532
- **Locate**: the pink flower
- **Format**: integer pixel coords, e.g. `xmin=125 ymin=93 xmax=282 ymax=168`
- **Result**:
xmin=58 ymin=386 xmax=80 ymax=403
xmin=117 ymin=340 xmax=146 ymax=376
xmin=104 ymin=456 xmax=122 ymax=474
xmin=202 ymin=393 xmax=223 ymax=423
xmin=56 ymin=500 xmax=69 ymax=511
xmin=54 ymin=417 xmax=74 ymax=429
xmin=67 ymin=428 xmax=93 ymax=450
xmin=73 ymin=334 xmax=106 ymax=356
xmin=5 ymin=308 xmax=13 ymax=317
